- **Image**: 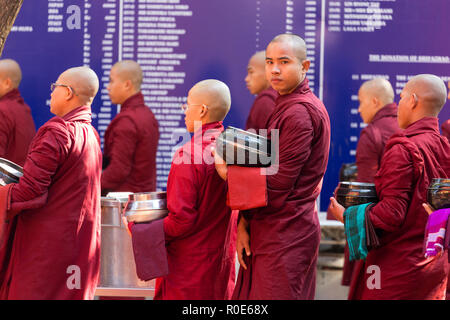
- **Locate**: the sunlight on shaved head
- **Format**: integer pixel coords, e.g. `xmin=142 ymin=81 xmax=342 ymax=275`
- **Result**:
xmin=360 ymin=78 xmax=394 ymax=106
xmin=112 ymin=60 xmax=143 ymax=91
xmin=189 ymin=79 xmax=231 ymax=122
xmin=59 ymin=66 xmax=99 ymax=106
xmin=406 ymin=74 xmax=447 ymax=116
xmin=0 ymin=59 xmax=22 ymax=88
xmin=269 ymin=33 xmax=307 ymax=62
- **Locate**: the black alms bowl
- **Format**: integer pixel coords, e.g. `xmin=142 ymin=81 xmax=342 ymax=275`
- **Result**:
xmin=335 ymin=181 xmax=378 ymax=208
xmin=427 ymin=178 xmax=450 ymax=210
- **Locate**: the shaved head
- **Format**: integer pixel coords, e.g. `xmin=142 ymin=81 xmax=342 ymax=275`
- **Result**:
xmin=189 ymin=79 xmax=231 ymax=122
xmin=59 ymin=66 xmax=99 ymax=106
xmin=397 ymin=74 xmax=447 ymax=129
xmin=0 ymin=59 xmax=22 ymax=88
xmin=245 ymin=50 xmax=269 ymax=95
xmin=360 ymin=78 xmax=394 ymax=106
xmin=111 ymin=60 xmax=143 ymax=91
xmin=251 ymin=50 xmax=266 ymax=66
xmin=406 ymin=74 xmax=447 ymax=115
xmin=268 ymin=33 xmax=308 ymax=62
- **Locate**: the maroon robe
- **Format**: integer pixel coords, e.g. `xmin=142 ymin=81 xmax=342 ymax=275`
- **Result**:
xmin=245 ymin=87 xmax=277 ymax=132
xmin=441 ymin=119 xmax=450 ymax=141
xmin=0 ymin=105 xmax=102 ymax=300
xmin=341 ymin=103 xmax=399 ymax=285
xmin=0 ymin=89 xmax=36 ymax=166
xmin=132 ymin=122 xmax=237 ymax=300
xmin=232 ymin=78 xmax=331 ymax=300
xmin=102 ymin=92 xmax=159 ymax=193
xmin=348 ymin=117 xmax=449 ymax=300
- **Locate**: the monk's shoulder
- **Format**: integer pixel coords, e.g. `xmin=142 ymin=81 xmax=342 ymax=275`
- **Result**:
xmin=280 ymin=102 xmax=313 ymax=130
xmin=35 ymin=117 xmax=72 ymax=146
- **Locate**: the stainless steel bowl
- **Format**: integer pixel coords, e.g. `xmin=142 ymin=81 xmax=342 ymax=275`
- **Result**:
xmin=0 ymin=157 xmax=23 ymax=186
xmin=124 ymin=192 xmax=169 ymax=223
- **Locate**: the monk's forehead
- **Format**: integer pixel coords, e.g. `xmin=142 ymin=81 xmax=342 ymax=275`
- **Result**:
xmin=266 ymin=40 xmax=304 ymax=61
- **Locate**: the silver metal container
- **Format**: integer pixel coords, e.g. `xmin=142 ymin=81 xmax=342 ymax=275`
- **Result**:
xmin=0 ymin=158 xmax=23 ymax=186
xmin=98 ymin=197 xmax=153 ymax=291
xmin=123 ymin=192 xmax=168 ymax=223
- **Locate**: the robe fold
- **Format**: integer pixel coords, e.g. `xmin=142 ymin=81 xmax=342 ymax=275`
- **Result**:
xmin=441 ymin=119 xmax=450 ymax=141
xmin=342 ymin=103 xmax=399 ymax=286
xmin=0 ymin=105 xmax=102 ymax=300
xmin=102 ymin=92 xmax=159 ymax=193
xmin=232 ymin=78 xmax=331 ymax=300
xmin=0 ymin=89 xmax=36 ymax=166
xmin=348 ymin=117 xmax=449 ymax=300
xmin=245 ymin=87 xmax=277 ymax=132
xmin=133 ymin=121 xmax=236 ymax=300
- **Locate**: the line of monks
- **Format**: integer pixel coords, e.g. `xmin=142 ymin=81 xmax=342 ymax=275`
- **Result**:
xmin=0 ymin=33 xmax=448 ymax=300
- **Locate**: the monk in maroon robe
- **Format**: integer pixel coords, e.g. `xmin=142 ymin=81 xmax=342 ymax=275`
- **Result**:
xmin=442 ymin=119 xmax=450 ymax=141
xmin=0 ymin=67 xmax=102 ymax=299
xmin=130 ymin=79 xmax=236 ymax=299
xmin=329 ymin=74 xmax=449 ymax=300
xmin=0 ymin=59 xmax=36 ymax=166
xmin=216 ymin=34 xmax=331 ymax=300
xmin=341 ymin=78 xmax=399 ymax=285
xmin=244 ymin=51 xmax=277 ymax=131
xmin=102 ymin=60 xmax=159 ymax=194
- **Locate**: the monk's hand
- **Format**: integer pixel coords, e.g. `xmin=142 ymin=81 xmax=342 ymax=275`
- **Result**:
xmin=328 ymin=197 xmax=345 ymax=223
xmin=236 ymin=218 xmax=251 ymax=270
xmin=422 ymin=203 xmax=435 ymax=215
xmin=211 ymin=147 xmax=227 ymax=181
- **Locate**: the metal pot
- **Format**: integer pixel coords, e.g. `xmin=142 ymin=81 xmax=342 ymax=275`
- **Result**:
xmin=427 ymin=178 xmax=450 ymax=210
xmin=215 ymin=126 xmax=272 ymax=167
xmin=99 ymin=197 xmax=152 ymax=290
xmin=335 ymin=181 xmax=378 ymax=208
xmin=0 ymin=157 xmax=23 ymax=186
xmin=123 ymin=192 xmax=168 ymax=223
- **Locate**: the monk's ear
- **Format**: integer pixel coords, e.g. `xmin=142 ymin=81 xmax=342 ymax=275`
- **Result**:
xmin=301 ymin=59 xmax=310 ymax=73
xmin=125 ymin=79 xmax=134 ymax=91
xmin=411 ymin=93 xmax=419 ymax=109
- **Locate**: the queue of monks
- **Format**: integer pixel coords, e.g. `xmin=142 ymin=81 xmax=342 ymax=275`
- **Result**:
xmin=0 ymin=33 xmax=448 ymax=300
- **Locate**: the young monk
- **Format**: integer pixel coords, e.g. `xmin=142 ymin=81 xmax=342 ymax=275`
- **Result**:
xmin=0 ymin=66 xmax=102 ymax=299
xmin=129 ymin=79 xmax=237 ymax=299
xmin=341 ymin=78 xmax=399 ymax=286
xmin=102 ymin=60 xmax=159 ymax=195
xmin=244 ymin=50 xmax=277 ymax=131
xmin=216 ymin=34 xmax=331 ymax=300
xmin=0 ymin=59 xmax=36 ymax=166
xmin=329 ymin=74 xmax=450 ymax=300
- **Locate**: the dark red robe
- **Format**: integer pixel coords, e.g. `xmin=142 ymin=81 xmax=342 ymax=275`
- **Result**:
xmin=0 ymin=105 xmax=102 ymax=300
xmin=441 ymin=119 xmax=450 ymax=141
xmin=342 ymin=103 xmax=399 ymax=285
xmin=0 ymin=89 xmax=36 ymax=166
xmin=348 ymin=117 xmax=449 ymax=300
xmin=245 ymin=87 xmax=277 ymax=132
xmin=132 ymin=121 xmax=237 ymax=300
xmin=232 ymin=78 xmax=331 ymax=300
xmin=102 ymin=92 xmax=159 ymax=193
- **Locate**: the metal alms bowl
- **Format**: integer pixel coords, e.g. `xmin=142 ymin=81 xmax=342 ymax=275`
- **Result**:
xmin=215 ymin=126 xmax=272 ymax=168
xmin=427 ymin=178 xmax=450 ymax=210
xmin=123 ymin=191 xmax=169 ymax=223
xmin=0 ymin=157 xmax=23 ymax=186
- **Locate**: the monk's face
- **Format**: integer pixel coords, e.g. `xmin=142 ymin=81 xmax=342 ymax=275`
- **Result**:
xmin=184 ymin=88 xmax=206 ymax=133
xmin=397 ymin=84 xmax=415 ymax=129
xmin=245 ymin=55 xmax=268 ymax=95
xmin=358 ymin=88 xmax=377 ymax=124
xmin=107 ymin=66 xmax=129 ymax=105
xmin=50 ymin=74 xmax=73 ymax=117
xmin=265 ymin=41 xmax=309 ymax=95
